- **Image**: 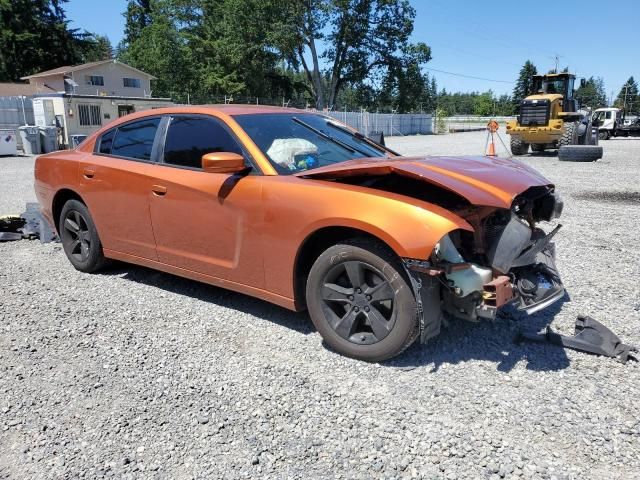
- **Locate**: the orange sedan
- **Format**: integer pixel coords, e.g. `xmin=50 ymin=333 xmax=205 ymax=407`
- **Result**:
xmin=34 ymin=106 xmax=564 ymax=361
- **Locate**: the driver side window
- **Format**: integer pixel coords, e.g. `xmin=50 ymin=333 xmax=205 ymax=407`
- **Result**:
xmin=163 ymin=116 xmax=244 ymax=169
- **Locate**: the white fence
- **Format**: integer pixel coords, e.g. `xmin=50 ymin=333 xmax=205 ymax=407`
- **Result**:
xmin=323 ymin=111 xmax=433 ymax=136
xmin=0 ymin=96 xmax=35 ymax=148
xmin=443 ymin=115 xmax=516 ymax=132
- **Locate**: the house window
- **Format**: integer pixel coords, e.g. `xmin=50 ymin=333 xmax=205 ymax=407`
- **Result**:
xmin=85 ymin=75 xmax=104 ymax=86
xmin=123 ymin=77 xmax=141 ymax=88
xmin=78 ymin=104 xmax=102 ymax=126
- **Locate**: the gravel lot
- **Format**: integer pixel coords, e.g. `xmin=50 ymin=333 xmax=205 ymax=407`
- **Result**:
xmin=1 ymin=132 xmax=639 ymax=479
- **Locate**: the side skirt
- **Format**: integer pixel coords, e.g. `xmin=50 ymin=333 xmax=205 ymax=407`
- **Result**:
xmin=103 ymin=248 xmax=298 ymax=311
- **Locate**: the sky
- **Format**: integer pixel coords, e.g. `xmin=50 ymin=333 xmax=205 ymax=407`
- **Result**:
xmin=65 ymin=0 xmax=640 ymax=101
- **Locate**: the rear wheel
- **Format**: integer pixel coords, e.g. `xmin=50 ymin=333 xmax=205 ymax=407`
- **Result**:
xmin=510 ymin=137 xmax=529 ymax=155
xmin=59 ymin=199 xmax=107 ymax=273
xmin=305 ymin=239 xmax=418 ymax=362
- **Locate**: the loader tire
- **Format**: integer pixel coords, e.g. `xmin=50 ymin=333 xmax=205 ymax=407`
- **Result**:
xmin=510 ymin=137 xmax=529 ymax=155
xmin=558 ymin=145 xmax=603 ymax=162
xmin=558 ymin=121 xmax=578 ymax=147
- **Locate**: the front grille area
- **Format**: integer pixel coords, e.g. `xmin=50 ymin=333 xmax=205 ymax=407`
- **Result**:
xmin=519 ymin=100 xmax=550 ymax=126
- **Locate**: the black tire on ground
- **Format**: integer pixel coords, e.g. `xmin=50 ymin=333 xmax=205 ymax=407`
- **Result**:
xmin=530 ymin=144 xmax=545 ymax=152
xmin=510 ymin=137 xmax=529 ymax=155
xmin=558 ymin=121 xmax=578 ymax=147
xmin=305 ymin=238 xmax=419 ymax=362
xmin=59 ymin=199 xmax=107 ymax=273
xmin=558 ymin=145 xmax=603 ymax=162
xmin=598 ymin=130 xmax=610 ymax=140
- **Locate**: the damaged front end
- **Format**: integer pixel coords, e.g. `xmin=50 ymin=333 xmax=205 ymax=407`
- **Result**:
xmin=404 ymin=186 xmax=565 ymax=342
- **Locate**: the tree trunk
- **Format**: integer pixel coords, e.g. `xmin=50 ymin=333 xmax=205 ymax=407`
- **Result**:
xmin=308 ymin=37 xmax=324 ymax=109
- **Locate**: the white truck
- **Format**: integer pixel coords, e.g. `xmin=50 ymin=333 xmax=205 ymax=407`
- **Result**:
xmin=593 ymin=107 xmax=640 ymax=139
xmin=592 ymin=108 xmax=621 ymax=140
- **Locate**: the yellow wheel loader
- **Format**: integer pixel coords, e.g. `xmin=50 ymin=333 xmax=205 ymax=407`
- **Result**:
xmin=506 ymin=73 xmax=602 ymax=161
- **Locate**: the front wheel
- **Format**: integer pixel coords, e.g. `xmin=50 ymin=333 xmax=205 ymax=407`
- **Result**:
xmin=510 ymin=137 xmax=529 ymax=155
xmin=305 ymin=239 xmax=418 ymax=362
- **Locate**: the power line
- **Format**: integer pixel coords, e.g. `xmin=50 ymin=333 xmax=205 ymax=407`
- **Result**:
xmin=424 ymin=67 xmax=515 ymax=84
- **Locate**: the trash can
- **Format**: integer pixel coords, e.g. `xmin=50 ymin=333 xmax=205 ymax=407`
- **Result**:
xmin=0 ymin=129 xmax=18 ymax=156
xmin=39 ymin=126 xmax=59 ymax=153
xmin=18 ymin=126 xmax=41 ymax=155
xmin=70 ymin=134 xmax=88 ymax=148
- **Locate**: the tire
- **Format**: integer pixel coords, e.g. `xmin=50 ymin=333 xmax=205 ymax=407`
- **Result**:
xmin=510 ymin=137 xmax=529 ymax=155
xmin=59 ymin=199 xmax=107 ymax=273
xmin=305 ymin=238 xmax=419 ymax=362
xmin=599 ymin=130 xmax=610 ymax=140
xmin=558 ymin=145 xmax=603 ymax=162
xmin=558 ymin=121 xmax=578 ymax=147
xmin=530 ymin=144 xmax=545 ymax=152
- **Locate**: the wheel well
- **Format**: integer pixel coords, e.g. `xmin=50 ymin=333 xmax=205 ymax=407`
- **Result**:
xmin=51 ymin=189 xmax=85 ymax=233
xmin=293 ymin=226 xmax=397 ymax=311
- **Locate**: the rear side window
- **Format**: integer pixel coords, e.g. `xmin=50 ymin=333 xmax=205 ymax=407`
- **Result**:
xmin=110 ymin=118 xmax=160 ymax=161
xmin=163 ymin=116 xmax=243 ymax=169
xmin=98 ymin=129 xmax=115 ymax=154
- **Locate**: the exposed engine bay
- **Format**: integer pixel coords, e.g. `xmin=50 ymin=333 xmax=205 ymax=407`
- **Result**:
xmin=403 ymin=184 xmax=565 ymax=340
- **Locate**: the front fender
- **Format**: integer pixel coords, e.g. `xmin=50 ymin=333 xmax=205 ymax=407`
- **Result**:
xmin=260 ymin=177 xmax=473 ymax=300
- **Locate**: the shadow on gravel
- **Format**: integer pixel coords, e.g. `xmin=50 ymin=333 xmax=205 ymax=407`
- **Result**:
xmin=100 ymin=263 xmax=570 ymax=371
xmin=384 ymin=293 xmax=571 ymax=373
xmin=100 ymin=263 xmax=314 ymax=335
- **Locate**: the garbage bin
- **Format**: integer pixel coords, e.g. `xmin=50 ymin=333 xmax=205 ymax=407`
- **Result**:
xmin=39 ymin=126 xmax=59 ymax=153
xmin=0 ymin=129 xmax=18 ymax=156
xmin=18 ymin=126 xmax=41 ymax=155
xmin=70 ymin=134 xmax=88 ymax=148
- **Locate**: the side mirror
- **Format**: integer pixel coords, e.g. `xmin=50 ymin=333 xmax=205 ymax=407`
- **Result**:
xmin=201 ymin=152 xmax=246 ymax=174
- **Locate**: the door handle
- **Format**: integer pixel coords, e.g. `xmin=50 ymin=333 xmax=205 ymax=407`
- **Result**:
xmin=152 ymin=185 xmax=167 ymax=196
xmin=83 ymin=167 xmax=95 ymax=179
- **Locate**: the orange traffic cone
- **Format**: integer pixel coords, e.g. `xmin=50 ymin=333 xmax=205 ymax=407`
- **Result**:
xmin=487 ymin=137 xmax=496 ymax=156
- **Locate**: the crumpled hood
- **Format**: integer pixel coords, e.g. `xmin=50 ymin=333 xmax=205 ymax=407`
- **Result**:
xmin=295 ymin=155 xmax=553 ymax=209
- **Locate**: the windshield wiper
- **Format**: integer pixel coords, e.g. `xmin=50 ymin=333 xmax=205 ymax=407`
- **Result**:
xmin=292 ymin=117 xmax=362 ymax=155
xmin=326 ymin=121 xmax=400 ymax=157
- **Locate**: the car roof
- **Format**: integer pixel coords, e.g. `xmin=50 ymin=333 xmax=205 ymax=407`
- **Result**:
xmin=144 ymin=104 xmax=308 ymax=116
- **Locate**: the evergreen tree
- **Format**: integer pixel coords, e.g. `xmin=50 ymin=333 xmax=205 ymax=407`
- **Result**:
xmin=575 ymin=76 xmax=607 ymax=109
xmin=121 ymin=0 xmax=152 ymax=48
xmin=0 ymin=0 xmax=88 ymax=81
xmin=512 ymin=60 xmax=538 ymax=104
xmin=614 ymin=77 xmax=639 ymax=112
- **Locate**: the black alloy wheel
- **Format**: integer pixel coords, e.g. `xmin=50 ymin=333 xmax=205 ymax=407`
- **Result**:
xmin=306 ymin=239 xmax=419 ymax=362
xmin=62 ymin=210 xmax=92 ymax=262
xmin=321 ymin=260 xmax=396 ymax=345
xmin=59 ymin=199 xmax=107 ymax=273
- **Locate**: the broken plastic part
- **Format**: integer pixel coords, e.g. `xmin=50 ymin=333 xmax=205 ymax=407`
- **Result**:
xmin=517 ymin=315 xmax=638 ymax=364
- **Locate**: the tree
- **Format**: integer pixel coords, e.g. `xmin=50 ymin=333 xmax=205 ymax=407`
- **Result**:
xmin=614 ymin=77 xmax=639 ymax=112
xmin=0 ymin=0 xmax=88 ymax=81
xmin=513 ymin=60 xmax=537 ymax=105
xmin=121 ymin=0 xmax=152 ymax=47
xmin=118 ymin=3 xmax=194 ymax=101
xmin=79 ymin=34 xmax=113 ymax=62
xmin=275 ymin=0 xmax=431 ymax=109
xmin=473 ymin=91 xmax=494 ymax=116
xmin=575 ymin=76 xmax=607 ymax=109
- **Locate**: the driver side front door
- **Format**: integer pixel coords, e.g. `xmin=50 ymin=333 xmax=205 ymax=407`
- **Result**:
xmin=147 ymin=114 xmax=265 ymax=289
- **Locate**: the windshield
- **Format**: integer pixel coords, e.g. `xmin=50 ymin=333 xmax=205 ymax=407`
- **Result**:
xmin=233 ymin=113 xmax=388 ymax=174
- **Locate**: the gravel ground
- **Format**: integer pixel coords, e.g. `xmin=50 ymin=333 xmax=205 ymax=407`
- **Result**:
xmin=1 ymin=133 xmax=639 ymax=479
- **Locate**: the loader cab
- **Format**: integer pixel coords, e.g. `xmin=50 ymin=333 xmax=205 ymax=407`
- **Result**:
xmin=532 ymin=73 xmax=577 ymax=112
